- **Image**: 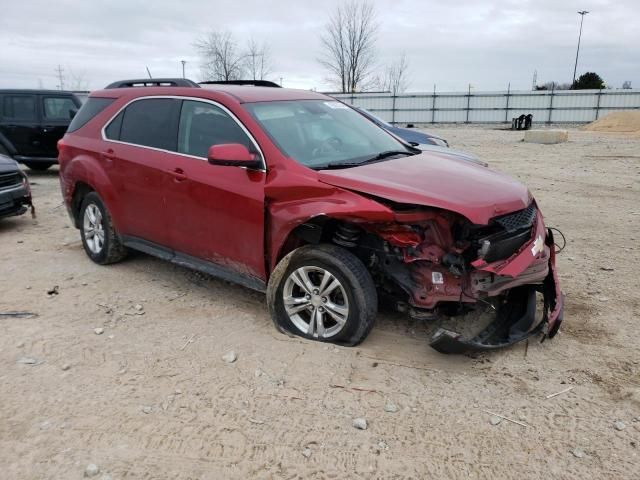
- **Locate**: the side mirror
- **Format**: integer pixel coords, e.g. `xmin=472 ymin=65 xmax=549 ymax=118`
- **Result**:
xmin=207 ymin=143 xmax=262 ymax=169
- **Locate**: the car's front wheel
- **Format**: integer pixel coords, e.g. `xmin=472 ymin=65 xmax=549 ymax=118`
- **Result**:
xmin=79 ymin=192 xmax=127 ymax=265
xmin=267 ymin=244 xmax=377 ymax=346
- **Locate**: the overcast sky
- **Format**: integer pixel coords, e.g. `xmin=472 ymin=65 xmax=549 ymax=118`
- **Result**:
xmin=1 ymin=0 xmax=638 ymax=92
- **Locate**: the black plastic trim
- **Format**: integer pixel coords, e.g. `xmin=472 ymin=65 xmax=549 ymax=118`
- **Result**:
xmin=121 ymin=236 xmax=266 ymax=292
xmin=105 ymin=79 xmax=201 ymax=89
xmin=199 ymin=80 xmax=281 ymax=88
xmin=14 ymin=156 xmax=58 ymax=163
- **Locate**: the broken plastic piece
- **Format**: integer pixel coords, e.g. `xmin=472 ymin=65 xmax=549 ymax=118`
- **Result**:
xmin=430 ymin=247 xmax=564 ymax=354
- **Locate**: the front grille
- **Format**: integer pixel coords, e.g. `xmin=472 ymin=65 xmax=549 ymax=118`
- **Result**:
xmin=0 ymin=172 xmax=22 ymax=190
xmin=494 ymin=203 xmax=537 ymax=232
xmin=483 ymin=229 xmax=532 ymax=263
xmin=470 ymin=202 xmax=538 ymax=263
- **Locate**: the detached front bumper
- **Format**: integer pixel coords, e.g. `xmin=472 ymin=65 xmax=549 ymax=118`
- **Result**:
xmin=430 ymin=228 xmax=564 ymax=354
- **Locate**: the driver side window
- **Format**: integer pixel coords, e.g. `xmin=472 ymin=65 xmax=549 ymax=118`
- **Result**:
xmin=178 ymin=100 xmax=253 ymax=158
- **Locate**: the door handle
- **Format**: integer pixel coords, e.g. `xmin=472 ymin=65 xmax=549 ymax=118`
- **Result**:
xmin=102 ymin=149 xmax=116 ymax=161
xmin=168 ymin=168 xmax=187 ymax=182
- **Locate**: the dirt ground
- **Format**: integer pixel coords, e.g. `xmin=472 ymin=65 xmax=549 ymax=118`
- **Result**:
xmin=1 ymin=126 xmax=639 ymax=480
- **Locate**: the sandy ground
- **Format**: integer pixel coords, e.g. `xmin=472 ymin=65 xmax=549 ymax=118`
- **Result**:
xmin=1 ymin=126 xmax=639 ymax=480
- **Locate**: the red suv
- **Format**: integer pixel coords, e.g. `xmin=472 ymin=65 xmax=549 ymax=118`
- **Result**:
xmin=58 ymin=79 xmax=563 ymax=354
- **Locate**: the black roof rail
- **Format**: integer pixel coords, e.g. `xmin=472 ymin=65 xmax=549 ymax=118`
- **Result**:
xmin=105 ymin=78 xmax=201 ymax=89
xmin=199 ymin=80 xmax=281 ymax=88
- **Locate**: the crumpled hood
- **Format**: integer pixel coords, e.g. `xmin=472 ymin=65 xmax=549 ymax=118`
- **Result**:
xmin=318 ymin=151 xmax=530 ymax=225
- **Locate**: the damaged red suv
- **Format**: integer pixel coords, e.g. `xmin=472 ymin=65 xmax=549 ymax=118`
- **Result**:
xmin=58 ymin=78 xmax=563 ymax=353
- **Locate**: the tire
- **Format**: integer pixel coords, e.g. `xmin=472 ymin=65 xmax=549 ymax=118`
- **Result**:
xmin=79 ymin=192 xmax=127 ymax=265
xmin=23 ymin=162 xmax=54 ymax=171
xmin=267 ymin=244 xmax=378 ymax=346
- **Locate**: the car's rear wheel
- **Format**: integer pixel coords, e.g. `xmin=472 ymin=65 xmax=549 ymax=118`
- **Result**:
xmin=79 ymin=192 xmax=127 ymax=265
xmin=23 ymin=162 xmax=54 ymax=171
xmin=267 ymin=244 xmax=377 ymax=346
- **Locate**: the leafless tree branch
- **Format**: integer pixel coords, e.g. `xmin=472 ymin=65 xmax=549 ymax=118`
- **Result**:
xmin=195 ymin=31 xmax=246 ymax=81
xmin=384 ymin=53 xmax=410 ymax=95
xmin=319 ymin=0 xmax=378 ymax=93
xmin=245 ymin=38 xmax=272 ymax=81
xmin=68 ymin=68 xmax=89 ymax=91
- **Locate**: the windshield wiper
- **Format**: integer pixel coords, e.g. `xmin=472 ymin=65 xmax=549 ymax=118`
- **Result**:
xmin=367 ymin=150 xmax=415 ymax=161
xmin=316 ymin=150 xmax=415 ymax=170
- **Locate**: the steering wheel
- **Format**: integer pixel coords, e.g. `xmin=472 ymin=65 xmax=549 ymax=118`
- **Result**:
xmin=312 ymin=136 xmax=343 ymax=157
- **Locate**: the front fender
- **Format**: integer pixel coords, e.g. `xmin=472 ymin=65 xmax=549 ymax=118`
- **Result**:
xmin=266 ymin=175 xmax=394 ymax=273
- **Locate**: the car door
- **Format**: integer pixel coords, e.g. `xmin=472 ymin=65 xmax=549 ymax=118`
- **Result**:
xmin=39 ymin=94 xmax=80 ymax=157
xmin=164 ymin=98 xmax=267 ymax=281
xmin=102 ymin=97 xmax=181 ymax=247
xmin=0 ymin=94 xmax=40 ymax=156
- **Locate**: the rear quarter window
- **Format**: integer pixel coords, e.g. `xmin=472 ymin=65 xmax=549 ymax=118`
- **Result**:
xmin=104 ymin=111 xmax=124 ymax=140
xmin=67 ymin=97 xmax=115 ymax=133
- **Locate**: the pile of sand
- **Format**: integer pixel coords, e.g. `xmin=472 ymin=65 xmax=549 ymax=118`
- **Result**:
xmin=582 ymin=111 xmax=640 ymax=135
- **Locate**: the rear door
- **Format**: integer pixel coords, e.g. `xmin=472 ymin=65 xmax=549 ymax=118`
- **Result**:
xmin=163 ymin=98 xmax=267 ymax=281
xmin=103 ymin=97 xmax=181 ymax=246
xmin=40 ymin=94 xmax=80 ymax=157
xmin=0 ymin=94 xmax=40 ymax=156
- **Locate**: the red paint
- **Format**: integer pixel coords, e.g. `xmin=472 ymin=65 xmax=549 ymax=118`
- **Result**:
xmin=207 ymin=143 xmax=255 ymax=163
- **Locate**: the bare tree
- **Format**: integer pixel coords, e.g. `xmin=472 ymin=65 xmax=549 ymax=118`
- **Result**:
xmin=320 ymin=0 xmax=378 ymax=93
xmin=195 ymin=31 xmax=246 ymax=81
xmin=68 ymin=68 xmax=89 ymax=91
xmin=383 ymin=53 xmax=410 ymax=95
xmin=245 ymin=38 xmax=272 ymax=81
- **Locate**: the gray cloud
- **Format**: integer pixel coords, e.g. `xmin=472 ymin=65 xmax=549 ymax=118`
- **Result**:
xmin=0 ymin=0 xmax=638 ymax=92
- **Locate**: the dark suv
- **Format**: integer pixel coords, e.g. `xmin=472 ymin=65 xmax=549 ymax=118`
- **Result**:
xmin=0 ymin=90 xmax=81 ymax=170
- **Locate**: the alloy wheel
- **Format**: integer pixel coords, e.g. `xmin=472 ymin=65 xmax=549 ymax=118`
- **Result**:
xmin=83 ymin=203 xmax=105 ymax=254
xmin=282 ymin=266 xmax=349 ymax=339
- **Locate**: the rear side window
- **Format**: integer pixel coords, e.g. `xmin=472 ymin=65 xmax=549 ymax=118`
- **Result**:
xmin=43 ymin=96 xmax=78 ymax=120
xmin=68 ymin=97 xmax=114 ymax=133
xmin=117 ymin=98 xmax=180 ymax=151
xmin=3 ymin=95 xmax=36 ymax=120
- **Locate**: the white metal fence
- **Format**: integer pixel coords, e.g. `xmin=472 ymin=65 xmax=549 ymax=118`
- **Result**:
xmin=330 ymin=88 xmax=640 ymax=125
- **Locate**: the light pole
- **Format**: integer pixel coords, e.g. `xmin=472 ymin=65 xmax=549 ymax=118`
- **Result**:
xmin=572 ymin=11 xmax=589 ymax=87
xmin=181 ymin=60 xmax=186 ymax=79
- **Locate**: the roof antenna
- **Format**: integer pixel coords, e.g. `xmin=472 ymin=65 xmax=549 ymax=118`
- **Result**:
xmin=145 ymin=66 xmax=153 ymax=79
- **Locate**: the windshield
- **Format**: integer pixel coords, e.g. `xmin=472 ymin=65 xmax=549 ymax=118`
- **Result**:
xmin=358 ymin=107 xmax=392 ymax=128
xmin=244 ymin=100 xmax=411 ymax=169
